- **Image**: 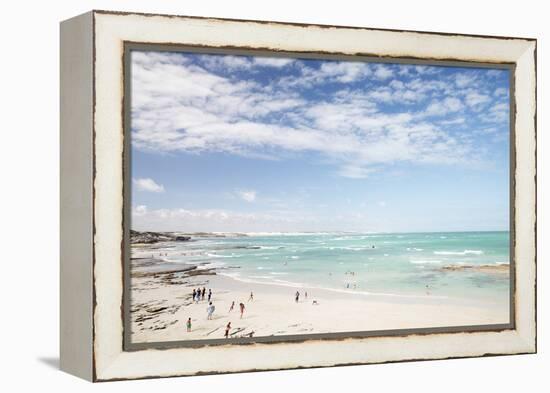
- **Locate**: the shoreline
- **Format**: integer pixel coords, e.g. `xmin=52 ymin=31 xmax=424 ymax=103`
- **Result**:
xmin=130 ymin=258 xmax=510 ymax=344
xmin=131 ymin=252 xmax=509 ymax=307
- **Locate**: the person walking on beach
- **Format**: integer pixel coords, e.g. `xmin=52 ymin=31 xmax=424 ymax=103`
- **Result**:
xmin=225 ymin=322 xmax=231 ymax=338
xmin=201 ymin=287 xmax=206 ymax=301
xmin=206 ymin=302 xmax=215 ymax=320
xmin=239 ymin=302 xmax=245 ymax=319
xmin=229 ymin=301 xmax=235 ymax=312
xmin=248 ymin=292 xmax=254 ymax=302
xmin=186 ymin=317 xmax=192 ymax=332
xmin=295 ymin=291 xmax=300 ymax=303
xmin=208 ymin=289 xmax=212 ymax=302
xmin=195 ymin=289 xmax=200 ymax=304
xmin=192 ymin=289 xmax=196 ymax=301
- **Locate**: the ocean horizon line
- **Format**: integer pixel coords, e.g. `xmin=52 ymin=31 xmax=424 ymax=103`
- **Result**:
xmin=131 ymin=229 xmax=510 ymax=237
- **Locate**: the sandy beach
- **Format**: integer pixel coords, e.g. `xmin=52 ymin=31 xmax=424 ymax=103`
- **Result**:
xmin=130 ymin=254 xmax=510 ymax=344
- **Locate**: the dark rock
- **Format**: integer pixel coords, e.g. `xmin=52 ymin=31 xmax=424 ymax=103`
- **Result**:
xmin=130 ymin=230 xmax=193 ymax=244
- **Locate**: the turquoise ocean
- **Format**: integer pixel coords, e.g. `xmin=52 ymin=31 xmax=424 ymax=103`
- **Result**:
xmin=157 ymin=231 xmax=510 ymax=305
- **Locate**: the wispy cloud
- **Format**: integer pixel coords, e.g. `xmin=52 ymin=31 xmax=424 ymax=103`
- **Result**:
xmin=373 ymin=64 xmax=394 ymax=80
xmin=465 ymin=91 xmax=491 ymax=107
xmin=424 ymin=97 xmax=464 ymax=117
xmin=131 ymin=52 xmax=509 ymax=179
xmin=337 ymin=165 xmax=376 ymax=179
xmin=253 ymin=57 xmax=295 ymax=67
xmin=236 ymin=189 xmax=257 ymax=202
xmin=131 ymin=205 xmax=306 ymax=232
xmin=133 ymin=178 xmax=165 ymax=193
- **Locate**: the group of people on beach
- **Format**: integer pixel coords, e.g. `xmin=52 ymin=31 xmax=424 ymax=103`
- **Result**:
xmin=295 ymin=290 xmax=318 ymax=305
xmin=185 ymin=288 xmax=250 ymax=338
xmin=229 ymin=300 xmax=247 ymax=318
xmin=294 ymin=290 xmax=309 ymax=302
xmin=192 ymin=287 xmax=213 ymax=303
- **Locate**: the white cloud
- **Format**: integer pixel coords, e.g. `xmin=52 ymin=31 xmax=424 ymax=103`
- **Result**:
xmin=486 ymin=69 xmax=505 ymax=78
xmin=389 ymin=80 xmax=404 ymax=89
xmin=133 ymin=178 xmax=165 ymax=193
xmin=483 ymin=102 xmax=509 ymax=123
xmin=439 ymin=117 xmax=466 ymax=125
xmin=131 ymin=206 xmax=308 ymax=232
xmin=424 ymin=97 xmax=464 ymax=117
xmin=236 ymin=190 xmax=257 ymax=202
xmin=494 ymin=87 xmax=508 ymax=97
xmin=373 ymin=64 xmax=393 ymax=80
xmin=337 ymin=165 xmax=376 ymax=179
xmin=279 ymin=61 xmax=372 ymax=88
xmin=133 ymin=205 xmax=148 ymax=216
xmin=253 ymin=57 xmax=294 ymax=67
xmin=465 ymin=92 xmax=491 ymax=107
xmin=198 ymin=55 xmax=295 ymax=70
xmin=131 ymin=51 xmax=501 ymax=180
xmin=455 ymin=73 xmax=477 ymax=88
xmin=199 ymin=54 xmax=252 ymax=70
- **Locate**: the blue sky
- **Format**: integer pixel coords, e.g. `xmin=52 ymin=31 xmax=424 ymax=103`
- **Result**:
xmin=130 ymin=50 xmax=510 ymax=233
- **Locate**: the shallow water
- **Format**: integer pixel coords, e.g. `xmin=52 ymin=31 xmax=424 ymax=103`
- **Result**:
xmin=135 ymin=231 xmax=510 ymax=305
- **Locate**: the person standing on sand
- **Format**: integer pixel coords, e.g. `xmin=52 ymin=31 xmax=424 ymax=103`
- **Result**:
xmin=229 ymin=301 xmax=235 ymax=312
xmin=225 ymin=322 xmax=231 ymax=338
xmin=202 ymin=287 xmax=206 ymax=300
xmin=305 ymin=291 xmax=308 ymax=300
xmin=248 ymin=292 xmax=254 ymax=302
xmin=239 ymin=302 xmax=245 ymax=319
xmin=295 ymin=291 xmax=300 ymax=303
xmin=208 ymin=289 xmax=212 ymax=302
xmin=206 ymin=302 xmax=215 ymax=320
xmin=192 ymin=289 xmax=196 ymax=301
xmin=186 ymin=317 xmax=192 ymax=332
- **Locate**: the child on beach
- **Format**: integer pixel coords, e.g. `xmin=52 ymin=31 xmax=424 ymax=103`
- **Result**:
xmin=225 ymin=322 xmax=231 ymax=338
xmin=229 ymin=301 xmax=235 ymax=312
xmin=248 ymin=292 xmax=254 ymax=302
xmin=206 ymin=302 xmax=215 ymax=320
xmin=186 ymin=317 xmax=192 ymax=332
xmin=239 ymin=302 xmax=245 ymax=319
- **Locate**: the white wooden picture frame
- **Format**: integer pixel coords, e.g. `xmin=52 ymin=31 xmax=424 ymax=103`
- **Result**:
xmin=60 ymin=10 xmax=536 ymax=381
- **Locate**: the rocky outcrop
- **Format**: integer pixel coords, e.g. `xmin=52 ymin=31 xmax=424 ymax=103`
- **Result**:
xmin=438 ymin=263 xmax=509 ymax=274
xmin=130 ymin=230 xmax=191 ymax=244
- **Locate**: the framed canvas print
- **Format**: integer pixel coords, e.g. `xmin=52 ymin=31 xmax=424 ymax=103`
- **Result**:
xmin=60 ymin=10 xmax=537 ymax=381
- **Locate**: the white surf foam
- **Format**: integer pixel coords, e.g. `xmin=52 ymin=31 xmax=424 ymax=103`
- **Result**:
xmin=410 ymin=260 xmax=442 ymax=265
xmin=433 ymin=249 xmax=484 ymax=256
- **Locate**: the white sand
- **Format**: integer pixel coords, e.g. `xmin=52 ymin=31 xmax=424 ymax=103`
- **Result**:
xmin=130 ymin=272 xmax=509 ymax=343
